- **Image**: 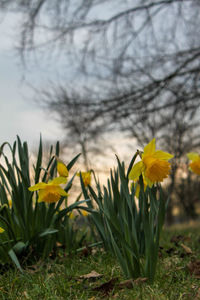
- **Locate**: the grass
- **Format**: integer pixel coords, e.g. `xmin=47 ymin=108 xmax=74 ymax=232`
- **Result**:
xmin=1 ymin=223 xmax=200 ymax=300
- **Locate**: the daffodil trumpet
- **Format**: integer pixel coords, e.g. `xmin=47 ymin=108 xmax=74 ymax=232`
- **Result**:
xmin=187 ymin=152 xmax=200 ymax=175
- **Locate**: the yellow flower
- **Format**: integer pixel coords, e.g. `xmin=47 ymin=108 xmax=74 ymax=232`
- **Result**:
xmin=0 ymin=227 xmax=5 ymax=233
xmin=28 ymin=177 xmax=68 ymax=203
xmin=68 ymin=211 xmax=76 ymax=219
xmin=81 ymin=209 xmax=89 ymax=217
xmin=187 ymin=152 xmax=200 ymax=175
xmin=78 ymin=171 xmax=91 ymax=187
xmin=57 ymin=159 xmax=69 ymax=177
xmin=129 ymin=138 xmax=173 ymax=187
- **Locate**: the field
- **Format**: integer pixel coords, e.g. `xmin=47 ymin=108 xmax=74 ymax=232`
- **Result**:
xmin=0 ymin=222 xmax=200 ymax=300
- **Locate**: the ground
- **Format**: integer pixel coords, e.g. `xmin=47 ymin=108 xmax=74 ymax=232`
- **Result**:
xmin=0 ymin=222 xmax=200 ymax=300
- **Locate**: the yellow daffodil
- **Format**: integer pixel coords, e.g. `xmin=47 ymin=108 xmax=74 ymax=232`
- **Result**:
xmin=0 ymin=227 xmax=5 ymax=233
xmin=57 ymin=159 xmax=69 ymax=177
xmin=187 ymin=152 xmax=200 ymax=175
xmin=68 ymin=211 xmax=76 ymax=219
xmin=78 ymin=171 xmax=91 ymax=187
xmin=81 ymin=209 xmax=89 ymax=217
xmin=28 ymin=177 xmax=68 ymax=203
xmin=129 ymin=138 xmax=173 ymax=187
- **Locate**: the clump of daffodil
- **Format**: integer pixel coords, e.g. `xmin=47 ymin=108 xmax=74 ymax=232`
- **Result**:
xmin=0 ymin=227 xmax=5 ymax=233
xmin=28 ymin=177 xmax=68 ymax=203
xmin=78 ymin=171 xmax=91 ymax=187
xmin=57 ymin=158 xmax=69 ymax=178
xmin=129 ymin=138 xmax=173 ymax=187
xmin=187 ymin=152 xmax=200 ymax=175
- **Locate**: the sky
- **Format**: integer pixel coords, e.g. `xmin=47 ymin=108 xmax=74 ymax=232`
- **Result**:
xmin=0 ymin=8 xmax=138 ymax=172
xmin=0 ymin=12 xmax=63 ymax=149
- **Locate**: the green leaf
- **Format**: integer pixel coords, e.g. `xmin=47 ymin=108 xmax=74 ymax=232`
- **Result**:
xmin=8 ymin=249 xmax=23 ymax=273
xmin=67 ymin=153 xmax=81 ymax=171
xmin=34 ymin=135 xmax=43 ymax=183
xmin=39 ymin=228 xmax=58 ymax=238
xmin=13 ymin=241 xmax=27 ymax=255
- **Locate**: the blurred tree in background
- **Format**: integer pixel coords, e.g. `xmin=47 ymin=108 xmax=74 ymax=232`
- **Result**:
xmin=1 ymin=0 xmax=200 ymax=223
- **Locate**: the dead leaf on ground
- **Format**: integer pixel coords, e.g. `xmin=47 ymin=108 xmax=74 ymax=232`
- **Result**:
xmin=79 ymin=246 xmax=92 ymax=257
xmin=56 ymin=242 xmax=65 ymax=248
xmin=194 ymin=287 xmax=200 ymax=300
xmin=118 ymin=279 xmax=135 ymax=289
xmin=92 ymin=278 xmax=118 ymax=295
xmin=117 ymin=277 xmax=148 ymax=290
xmin=112 ymin=292 xmax=120 ymax=299
xmin=180 ymin=243 xmax=193 ymax=255
xmin=91 ymin=248 xmax=98 ymax=255
xmin=187 ymin=260 xmax=200 ymax=278
xmin=79 ymin=270 xmax=103 ymax=281
xmin=25 ymin=261 xmax=43 ymax=274
xmin=134 ymin=277 xmax=148 ymax=284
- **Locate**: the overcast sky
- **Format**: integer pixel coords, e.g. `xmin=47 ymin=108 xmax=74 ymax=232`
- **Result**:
xmin=0 ymin=8 xmax=137 ymax=170
xmin=0 ymin=12 xmax=63 ymax=148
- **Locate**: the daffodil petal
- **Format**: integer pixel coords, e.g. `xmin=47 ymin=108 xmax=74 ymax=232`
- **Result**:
xmin=38 ymin=189 xmax=46 ymax=202
xmin=57 ymin=161 xmax=69 ymax=177
xmin=50 ymin=177 xmax=67 ymax=185
xmin=187 ymin=152 xmax=199 ymax=161
xmin=143 ymin=138 xmax=156 ymax=156
xmin=0 ymin=227 xmax=5 ymax=233
xmin=69 ymin=212 xmax=75 ymax=219
xmin=153 ymin=150 xmax=174 ymax=161
xmin=81 ymin=210 xmax=89 ymax=217
xmin=135 ymin=183 xmax=140 ymax=199
xmin=54 ymin=186 xmax=68 ymax=197
xmin=128 ymin=161 xmax=144 ymax=181
xmin=28 ymin=182 xmax=47 ymax=191
xmin=143 ymin=175 xmax=153 ymax=188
